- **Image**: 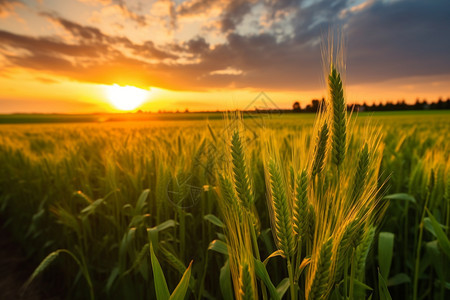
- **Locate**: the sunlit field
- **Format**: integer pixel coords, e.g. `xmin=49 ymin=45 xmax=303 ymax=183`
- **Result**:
xmin=0 ymin=107 xmax=448 ymax=299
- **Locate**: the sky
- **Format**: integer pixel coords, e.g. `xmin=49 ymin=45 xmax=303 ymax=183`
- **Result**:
xmin=0 ymin=0 xmax=449 ymax=113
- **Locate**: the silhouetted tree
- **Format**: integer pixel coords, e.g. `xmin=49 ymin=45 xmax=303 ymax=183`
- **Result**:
xmin=311 ymin=99 xmax=319 ymax=112
xmin=293 ymin=101 xmax=301 ymax=112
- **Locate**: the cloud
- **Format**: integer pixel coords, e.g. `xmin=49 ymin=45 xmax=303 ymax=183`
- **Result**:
xmin=210 ymin=67 xmax=243 ymax=75
xmin=0 ymin=23 xmax=321 ymax=91
xmin=220 ymin=0 xmax=255 ymax=33
xmin=112 ymin=1 xmax=147 ymax=27
xmin=0 ymin=0 xmax=22 ymax=18
xmin=177 ymin=0 xmax=259 ymax=33
xmin=1 ymin=0 xmax=449 ymax=93
xmin=78 ymin=0 xmax=147 ymax=26
xmin=177 ymin=0 xmax=220 ymax=17
xmin=41 ymin=13 xmax=176 ymax=60
xmin=346 ymin=0 xmax=450 ymax=83
xmin=0 ymin=29 xmax=107 ymax=57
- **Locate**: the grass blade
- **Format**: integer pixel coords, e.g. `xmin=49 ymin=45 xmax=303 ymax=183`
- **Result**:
xmin=169 ymin=261 xmax=193 ymax=300
xmin=378 ymin=232 xmax=394 ymax=280
xmin=150 ymin=243 xmax=170 ymax=300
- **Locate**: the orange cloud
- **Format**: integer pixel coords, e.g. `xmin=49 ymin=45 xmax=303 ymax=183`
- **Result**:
xmin=0 ymin=0 xmax=22 ymax=18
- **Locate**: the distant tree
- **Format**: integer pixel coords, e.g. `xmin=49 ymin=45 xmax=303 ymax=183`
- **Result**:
xmin=385 ymin=101 xmax=394 ymax=111
xmin=311 ymin=99 xmax=320 ymax=112
xmin=414 ymin=99 xmax=422 ymax=110
xmin=398 ymin=99 xmax=407 ymax=110
xmin=293 ymin=101 xmax=301 ymax=112
xmin=362 ymin=102 xmax=368 ymax=111
xmin=305 ymin=104 xmax=312 ymax=112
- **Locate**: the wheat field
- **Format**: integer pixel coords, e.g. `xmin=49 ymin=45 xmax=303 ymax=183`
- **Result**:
xmin=0 ymin=72 xmax=449 ymax=299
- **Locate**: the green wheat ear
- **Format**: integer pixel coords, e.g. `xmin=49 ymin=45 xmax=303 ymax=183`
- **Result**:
xmin=355 ymin=226 xmax=376 ymax=280
xmin=231 ymin=131 xmax=253 ymax=208
xmin=240 ymin=263 xmax=254 ymax=300
xmin=334 ymin=219 xmax=362 ymax=282
xmin=159 ymin=244 xmax=186 ymax=275
xmin=218 ymin=173 xmax=242 ymax=221
xmin=311 ymin=123 xmax=329 ymax=178
xmin=293 ymin=169 xmax=309 ymax=238
xmin=351 ymin=143 xmax=369 ymax=202
xmin=329 ymin=67 xmax=346 ymax=169
xmin=307 ymin=204 xmax=316 ymax=243
xmin=268 ymin=158 xmax=295 ymax=258
xmin=308 ymin=237 xmax=334 ymax=300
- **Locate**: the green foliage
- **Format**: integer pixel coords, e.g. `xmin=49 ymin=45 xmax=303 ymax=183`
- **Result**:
xmin=150 ymin=243 xmax=193 ymax=300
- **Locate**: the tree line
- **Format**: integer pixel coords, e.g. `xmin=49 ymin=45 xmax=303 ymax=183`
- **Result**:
xmin=293 ymin=98 xmax=450 ymax=112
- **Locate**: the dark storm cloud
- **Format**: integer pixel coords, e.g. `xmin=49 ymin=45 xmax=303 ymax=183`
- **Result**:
xmin=346 ymin=0 xmax=450 ymax=84
xmin=220 ymin=0 xmax=254 ymax=33
xmin=177 ymin=0 xmax=258 ymax=33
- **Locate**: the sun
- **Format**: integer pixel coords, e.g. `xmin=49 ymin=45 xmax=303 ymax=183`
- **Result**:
xmin=106 ymin=84 xmax=150 ymax=111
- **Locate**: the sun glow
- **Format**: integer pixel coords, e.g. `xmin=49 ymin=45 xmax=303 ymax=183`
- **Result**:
xmin=106 ymin=84 xmax=150 ymax=111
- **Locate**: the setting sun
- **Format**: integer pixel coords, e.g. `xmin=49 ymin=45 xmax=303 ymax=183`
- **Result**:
xmin=106 ymin=84 xmax=150 ymax=111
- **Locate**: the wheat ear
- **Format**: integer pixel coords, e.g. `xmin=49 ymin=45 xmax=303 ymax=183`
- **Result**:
xmin=293 ymin=169 xmax=309 ymax=238
xmin=334 ymin=219 xmax=362 ymax=282
xmin=311 ymin=123 xmax=329 ymax=178
xmin=308 ymin=237 xmax=334 ymax=300
xmin=351 ymin=143 xmax=369 ymax=202
xmin=329 ymin=67 xmax=346 ymax=168
xmin=355 ymin=226 xmax=375 ymax=281
xmin=231 ymin=131 xmax=253 ymax=208
xmin=268 ymin=158 xmax=295 ymax=258
xmin=239 ymin=263 xmax=255 ymax=300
